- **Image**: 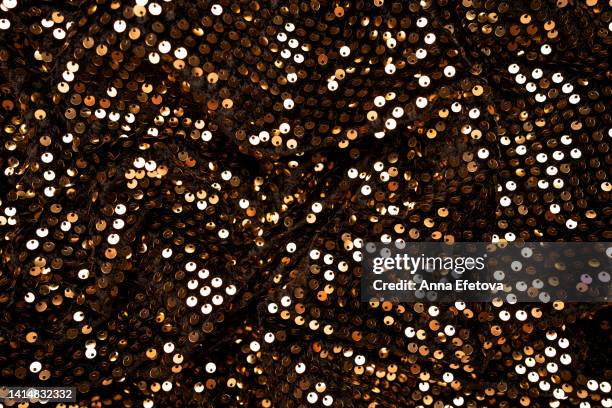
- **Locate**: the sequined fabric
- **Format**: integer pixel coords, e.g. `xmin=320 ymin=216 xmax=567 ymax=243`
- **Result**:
xmin=0 ymin=0 xmax=610 ymax=406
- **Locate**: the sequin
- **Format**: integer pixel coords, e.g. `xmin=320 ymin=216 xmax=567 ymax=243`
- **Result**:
xmin=0 ymin=0 xmax=610 ymax=407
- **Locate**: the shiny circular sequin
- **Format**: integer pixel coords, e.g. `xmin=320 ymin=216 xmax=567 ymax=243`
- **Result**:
xmin=0 ymin=0 xmax=610 ymax=407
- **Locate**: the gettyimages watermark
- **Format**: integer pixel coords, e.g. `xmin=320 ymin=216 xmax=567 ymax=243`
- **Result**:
xmin=361 ymin=242 xmax=612 ymax=303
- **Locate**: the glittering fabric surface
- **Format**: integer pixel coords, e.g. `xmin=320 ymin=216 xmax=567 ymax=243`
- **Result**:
xmin=0 ymin=0 xmax=610 ymax=406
